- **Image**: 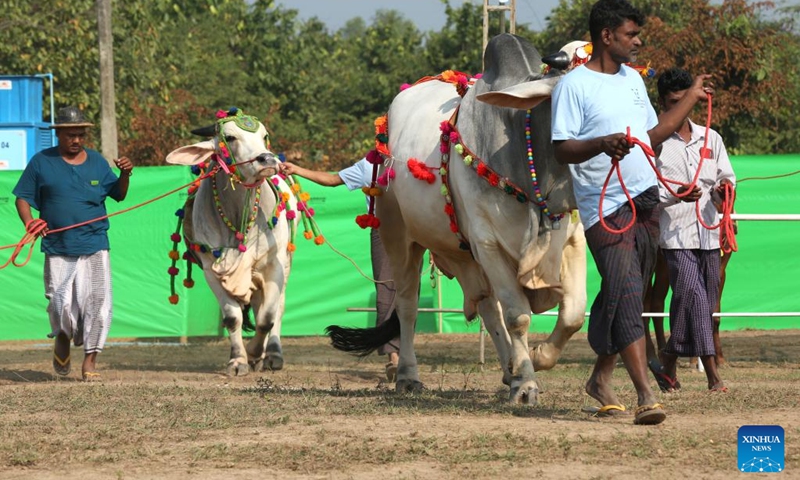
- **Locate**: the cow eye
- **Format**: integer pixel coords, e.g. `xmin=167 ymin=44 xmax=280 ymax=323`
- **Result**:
xmin=225 ymin=135 xmax=236 ymax=143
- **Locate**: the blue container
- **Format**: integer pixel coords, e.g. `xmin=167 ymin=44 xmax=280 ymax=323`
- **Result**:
xmin=0 ymin=75 xmax=46 ymax=124
xmin=0 ymin=75 xmax=54 ymax=170
xmin=0 ymin=124 xmax=54 ymax=170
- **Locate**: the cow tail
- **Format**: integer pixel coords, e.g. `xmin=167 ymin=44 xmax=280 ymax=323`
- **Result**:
xmin=241 ymin=305 xmax=256 ymax=333
xmin=325 ymin=310 xmax=401 ymax=357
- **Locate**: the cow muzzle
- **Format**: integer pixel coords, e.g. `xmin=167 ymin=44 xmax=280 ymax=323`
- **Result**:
xmin=254 ymin=153 xmax=280 ymax=178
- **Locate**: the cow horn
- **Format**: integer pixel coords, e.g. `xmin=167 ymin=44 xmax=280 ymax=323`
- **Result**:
xmin=190 ymin=124 xmax=216 ymax=138
xmin=542 ymin=51 xmax=571 ymax=70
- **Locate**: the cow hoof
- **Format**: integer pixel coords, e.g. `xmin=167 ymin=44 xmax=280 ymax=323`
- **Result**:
xmin=227 ymin=362 xmax=250 ymax=377
xmin=265 ymin=353 xmax=284 ymax=371
xmin=395 ymin=379 xmax=424 ymax=394
xmin=509 ymin=381 xmax=539 ymax=405
xmin=530 ymin=344 xmax=558 ymax=371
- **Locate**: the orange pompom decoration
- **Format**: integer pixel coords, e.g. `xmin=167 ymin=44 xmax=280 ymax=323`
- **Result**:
xmin=168 ymin=250 xmax=180 ymax=260
xmin=168 ymin=295 xmax=179 ymax=305
xmin=303 ymin=231 xmax=313 ymax=240
xmin=183 ymin=279 xmax=195 ymax=288
xmin=287 ymin=243 xmax=297 ymax=252
xmin=314 ymin=235 xmax=325 ymax=245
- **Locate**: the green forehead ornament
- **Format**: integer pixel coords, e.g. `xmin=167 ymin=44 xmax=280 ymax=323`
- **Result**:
xmin=216 ymin=108 xmax=260 ymax=133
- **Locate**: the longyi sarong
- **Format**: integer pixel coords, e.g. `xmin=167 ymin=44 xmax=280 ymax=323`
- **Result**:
xmin=44 ymin=250 xmax=113 ymax=353
xmin=584 ymin=187 xmax=660 ymax=355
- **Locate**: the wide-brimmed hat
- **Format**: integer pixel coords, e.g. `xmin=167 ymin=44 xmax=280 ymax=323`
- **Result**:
xmin=50 ymin=106 xmax=94 ymax=129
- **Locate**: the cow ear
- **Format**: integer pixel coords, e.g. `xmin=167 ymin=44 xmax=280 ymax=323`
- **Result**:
xmin=165 ymin=140 xmax=216 ymax=165
xmin=476 ymin=76 xmax=561 ymax=110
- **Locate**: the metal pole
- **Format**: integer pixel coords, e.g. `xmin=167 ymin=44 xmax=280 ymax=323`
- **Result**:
xmin=97 ymin=0 xmax=118 ymax=164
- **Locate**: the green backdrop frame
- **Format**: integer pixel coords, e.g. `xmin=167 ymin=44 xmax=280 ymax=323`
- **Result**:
xmin=1 ymin=154 xmax=798 ymax=341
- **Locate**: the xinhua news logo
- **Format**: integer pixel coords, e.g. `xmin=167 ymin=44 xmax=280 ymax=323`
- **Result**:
xmin=738 ymin=425 xmax=784 ymax=473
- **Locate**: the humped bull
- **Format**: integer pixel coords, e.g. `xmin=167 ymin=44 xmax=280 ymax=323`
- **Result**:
xmin=328 ymin=35 xmax=590 ymax=404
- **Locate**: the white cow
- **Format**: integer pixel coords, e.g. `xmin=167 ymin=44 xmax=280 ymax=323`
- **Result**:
xmin=166 ymin=108 xmax=296 ymax=376
xmin=328 ymin=35 xmax=589 ymax=404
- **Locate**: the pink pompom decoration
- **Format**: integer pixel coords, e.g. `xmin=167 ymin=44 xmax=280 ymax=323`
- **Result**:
xmin=297 ymin=201 xmax=307 ymax=212
xmin=377 ymin=173 xmax=389 ymax=186
xmin=439 ymin=121 xmax=453 ymax=136
xmin=286 ymin=211 xmax=297 ymax=220
xmin=272 ymin=177 xmax=280 ymax=185
xmin=235 ymin=232 xmax=244 ymax=241
xmin=307 ymin=208 xmax=315 ymax=216
xmin=168 ymin=267 xmax=179 ymax=276
xmin=170 ymin=233 xmax=181 ymax=242
xmin=474 ymin=73 xmax=483 ymax=79
xmin=400 ymin=83 xmax=411 ymax=91
xmin=216 ymin=110 xmax=227 ymax=119
xmin=238 ymin=244 xmax=247 ymax=252
xmin=449 ymin=131 xmax=460 ymax=143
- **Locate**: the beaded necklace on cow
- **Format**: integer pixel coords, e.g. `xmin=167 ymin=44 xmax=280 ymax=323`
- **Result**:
xmin=437 ymin=106 xmax=567 ymax=249
xmin=166 ymin=169 xmax=318 ymax=304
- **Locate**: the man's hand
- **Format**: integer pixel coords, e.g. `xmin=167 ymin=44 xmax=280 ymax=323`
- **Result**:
xmin=114 ymin=157 xmax=134 ymax=177
xmin=280 ymin=162 xmax=300 ymax=175
xmin=601 ymin=133 xmax=632 ymax=161
xmin=715 ymin=178 xmax=733 ymax=198
xmin=677 ymin=184 xmax=702 ymax=202
xmin=25 ymin=218 xmax=48 ymax=237
xmin=691 ymin=74 xmax=714 ymax=102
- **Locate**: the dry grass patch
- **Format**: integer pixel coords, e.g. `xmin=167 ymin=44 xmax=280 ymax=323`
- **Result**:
xmin=0 ymin=331 xmax=798 ymax=479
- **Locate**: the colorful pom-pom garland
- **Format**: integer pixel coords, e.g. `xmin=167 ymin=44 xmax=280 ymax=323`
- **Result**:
xmin=166 ymin=159 xmax=323 ymax=304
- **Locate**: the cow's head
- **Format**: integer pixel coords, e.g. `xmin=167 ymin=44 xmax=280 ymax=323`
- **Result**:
xmin=166 ymin=108 xmax=280 ymax=185
xmin=475 ymin=41 xmax=591 ymax=110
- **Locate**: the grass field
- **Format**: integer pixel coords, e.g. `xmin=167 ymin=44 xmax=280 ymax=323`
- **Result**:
xmin=0 ymin=330 xmax=797 ymax=479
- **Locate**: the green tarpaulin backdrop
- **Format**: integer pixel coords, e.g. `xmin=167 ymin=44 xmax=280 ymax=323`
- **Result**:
xmin=1 ymin=154 xmax=798 ymax=341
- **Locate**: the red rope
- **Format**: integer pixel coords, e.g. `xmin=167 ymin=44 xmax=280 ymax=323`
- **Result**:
xmin=0 ymin=167 xmax=220 ymax=269
xmin=598 ymin=94 xmax=736 ymax=251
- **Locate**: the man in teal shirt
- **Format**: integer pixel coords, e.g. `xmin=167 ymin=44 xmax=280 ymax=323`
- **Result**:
xmin=13 ymin=106 xmax=133 ymax=382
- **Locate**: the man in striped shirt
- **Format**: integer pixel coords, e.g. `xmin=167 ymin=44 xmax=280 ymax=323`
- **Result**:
xmin=654 ymin=68 xmax=736 ymax=392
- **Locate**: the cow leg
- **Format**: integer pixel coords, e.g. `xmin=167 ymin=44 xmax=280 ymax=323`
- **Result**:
xmin=474 ymin=248 xmax=539 ymax=404
xmin=248 ymin=267 xmax=286 ymax=372
xmin=220 ymin=301 xmax=251 ymax=377
xmin=531 ymin=223 xmax=587 ymax=370
xmin=204 ymin=273 xmax=250 ymax=376
xmin=478 ymin=297 xmax=513 ymax=386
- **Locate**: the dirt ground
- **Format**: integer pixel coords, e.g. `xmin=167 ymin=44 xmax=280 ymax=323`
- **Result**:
xmin=0 ymin=330 xmax=797 ymax=479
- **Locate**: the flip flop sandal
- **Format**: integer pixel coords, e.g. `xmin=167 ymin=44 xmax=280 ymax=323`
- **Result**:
xmin=82 ymin=372 xmax=102 ymax=382
xmin=709 ymin=385 xmax=729 ymax=393
xmin=52 ymin=351 xmax=71 ymax=376
xmin=581 ymin=404 xmax=629 ymax=417
xmin=648 ymin=360 xmax=680 ymax=393
xmin=634 ymin=403 xmax=667 ymax=425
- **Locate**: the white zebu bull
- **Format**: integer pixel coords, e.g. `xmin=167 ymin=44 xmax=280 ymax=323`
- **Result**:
xmin=167 ymin=109 xmax=295 ymax=376
xmin=328 ymin=35 xmax=588 ymax=404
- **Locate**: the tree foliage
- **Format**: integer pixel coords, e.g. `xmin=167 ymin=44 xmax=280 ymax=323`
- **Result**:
xmin=0 ymin=0 xmax=798 ymax=170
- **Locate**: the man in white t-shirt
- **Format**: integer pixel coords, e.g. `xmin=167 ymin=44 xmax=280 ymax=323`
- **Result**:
xmin=281 ymin=158 xmax=400 ymax=381
xmin=551 ymin=0 xmax=712 ymax=425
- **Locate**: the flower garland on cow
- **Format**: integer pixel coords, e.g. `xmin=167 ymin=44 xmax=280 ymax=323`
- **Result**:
xmin=358 ymin=70 xmax=577 ymax=251
xmin=166 ymin=107 xmax=323 ymax=304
